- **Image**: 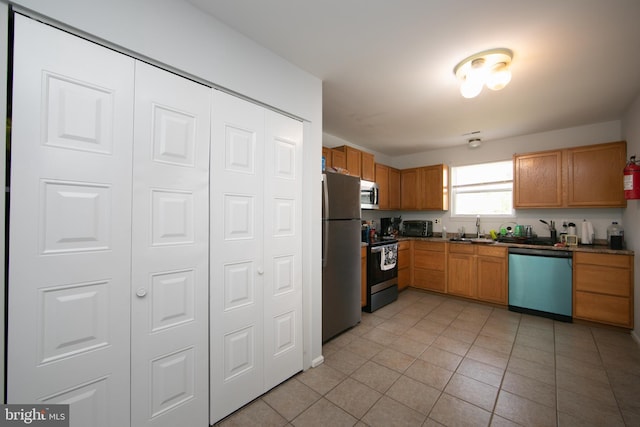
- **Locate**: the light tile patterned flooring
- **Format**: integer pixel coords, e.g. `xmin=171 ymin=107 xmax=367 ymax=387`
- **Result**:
xmin=216 ymin=289 xmax=640 ymax=426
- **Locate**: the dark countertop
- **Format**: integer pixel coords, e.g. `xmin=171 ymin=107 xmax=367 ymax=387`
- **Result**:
xmin=395 ymin=236 xmax=634 ymax=255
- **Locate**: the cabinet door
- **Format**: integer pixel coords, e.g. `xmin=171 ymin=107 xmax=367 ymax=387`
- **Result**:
xmin=397 ymin=241 xmax=411 ymax=290
xmin=361 ymin=151 xmax=375 ymax=181
xmin=566 ymin=141 xmax=626 ymax=207
xmin=345 ymin=146 xmax=362 ymax=177
xmin=331 ymin=149 xmax=346 ymax=170
xmin=419 ymin=165 xmax=448 ymax=210
xmin=375 ymin=164 xmax=390 ymax=209
xmin=322 ymin=146 xmax=333 ymax=169
xmin=401 ymin=168 xmax=419 ymax=210
xmin=389 ymin=168 xmax=401 ymax=209
xmin=514 ymin=151 xmax=563 ymax=208
xmin=477 ymin=255 xmax=507 ymax=304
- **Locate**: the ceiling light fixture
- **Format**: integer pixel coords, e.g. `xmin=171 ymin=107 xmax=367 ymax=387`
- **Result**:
xmin=454 ymin=48 xmax=513 ymax=98
xmin=468 ymin=138 xmax=482 ymax=148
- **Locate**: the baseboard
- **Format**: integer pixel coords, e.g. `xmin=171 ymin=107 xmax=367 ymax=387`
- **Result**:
xmin=311 ymin=355 xmax=324 ymax=368
xmin=631 ymin=329 xmax=640 ymax=345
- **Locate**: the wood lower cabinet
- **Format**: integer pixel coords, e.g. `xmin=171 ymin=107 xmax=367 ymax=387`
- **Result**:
xmin=476 ymin=246 xmax=508 ymax=305
xmin=514 ymin=141 xmax=626 ymax=208
xmin=397 ymin=240 xmax=411 ymax=290
xmin=361 ymin=246 xmax=367 ymax=307
xmin=446 ymin=244 xmax=508 ymax=304
xmin=573 ymin=252 xmax=634 ymax=328
xmin=413 ymin=241 xmax=446 ymax=292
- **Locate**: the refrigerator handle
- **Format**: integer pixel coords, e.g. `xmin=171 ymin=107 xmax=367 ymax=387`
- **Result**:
xmin=322 ymin=175 xmax=329 ymax=268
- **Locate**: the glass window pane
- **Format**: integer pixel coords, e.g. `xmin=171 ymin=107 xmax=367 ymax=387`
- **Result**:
xmin=452 ymin=161 xmax=512 ymax=186
xmin=451 ymin=160 xmax=514 ymax=216
xmin=455 ymin=190 xmax=513 ymax=215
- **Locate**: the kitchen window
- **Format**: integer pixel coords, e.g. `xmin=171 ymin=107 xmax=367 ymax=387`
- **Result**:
xmin=451 ymin=160 xmax=514 ymax=216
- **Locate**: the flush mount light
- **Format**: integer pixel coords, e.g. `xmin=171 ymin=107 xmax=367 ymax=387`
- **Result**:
xmin=454 ymin=48 xmax=513 ymax=98
xmin=468 ymin=138 xmax=482 ymax=148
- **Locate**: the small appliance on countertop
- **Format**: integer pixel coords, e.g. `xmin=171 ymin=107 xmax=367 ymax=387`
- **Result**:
xmin=402 ymin=220 xmax=433 ymax=237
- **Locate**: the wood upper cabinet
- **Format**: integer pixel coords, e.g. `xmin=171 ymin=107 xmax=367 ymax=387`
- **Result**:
xmin=514 ymin=150 xmax=564 ymax=208
xmin=331 ymin=149 xmax=346 ymax=170
xmin=514 ymin=141 xmax=627 ymax=208
xmin=401 ymin=168 xmax=419 ymax=210
xmin=375 ymin=163 xmax=390 ymax=209
xmin=566 ymin=141 xmax=626 ymax=207
xmin=573 ymin=252 xmax=634 ymax=328
xmin=401 ymin=164 xmax=449 ymax=210
xmin=322 ymin=146 xmax=333 ymax=170
xmin=388 ymin=167 xmax=401 ymax=209
xmin=376 ymin=163 xmax=401 ymax=210
xmin=361 ymin=151 xmax=375 ymax=181
xmin=333 ymin=145 xmax=361 ymax=177
xmin=419 ymin=164 xmax=449 ymax=210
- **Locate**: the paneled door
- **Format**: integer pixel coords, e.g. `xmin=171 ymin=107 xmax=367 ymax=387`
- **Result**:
xmin=209 ymin=90 xmax=303 ymax=423
xmin=130 ymin=61 xmax=210 ymax=427
xmin=8 ymin=14 xmax=134 ymax=427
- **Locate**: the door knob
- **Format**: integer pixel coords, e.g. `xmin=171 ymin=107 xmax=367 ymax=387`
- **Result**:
xmin=136 ymin=288 xmax=147 ymax=297
xmin=257 ymin=268 xmax=264 ymax=275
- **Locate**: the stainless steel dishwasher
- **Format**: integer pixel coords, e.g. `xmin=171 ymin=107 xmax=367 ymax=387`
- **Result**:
xmin=508 ymin=247 xmax=573 ymax=322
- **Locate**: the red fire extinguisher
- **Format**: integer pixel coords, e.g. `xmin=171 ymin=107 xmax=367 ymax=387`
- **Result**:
xmin=624 ymin=155 xmax=640 ymax=199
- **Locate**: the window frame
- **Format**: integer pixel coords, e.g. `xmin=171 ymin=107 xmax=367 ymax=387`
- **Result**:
xmin=450 ymin=160 xmax=516 ymax=218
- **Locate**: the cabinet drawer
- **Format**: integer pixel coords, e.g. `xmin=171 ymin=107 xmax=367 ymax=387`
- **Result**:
xmin=448 ymin=243 xmax=475 ymax=254
xmin=476 ymin=245 xmax=507 ymax=258
xmin=574 ymin=291 xmax=631 ymax=327
xmin=574 ymin=265 xmax=631 ymax=296
xmin=574 ymin=252 xmax=631 ymax=268
xmin=398 ymin=240 xmax=411 ymax=250
xmin=413 ymin=241 xmax=445 ymax=252
xmin=414 ymin=250 xmax=445 ymax=270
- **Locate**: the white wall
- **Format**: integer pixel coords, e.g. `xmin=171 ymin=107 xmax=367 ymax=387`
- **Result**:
xmin=6 ymin=0 xmax=324 ymax=368
xmin=622 ymin=94 xmax=640 ymax=341
xmin=363 ymin=121 xmax=624 ymax=241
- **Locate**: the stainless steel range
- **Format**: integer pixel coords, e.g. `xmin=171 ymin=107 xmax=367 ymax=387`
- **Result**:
xmin=363 ymin=240 xmax=398 ymax=313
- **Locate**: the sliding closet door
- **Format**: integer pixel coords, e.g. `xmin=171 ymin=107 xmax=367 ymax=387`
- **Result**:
xmin=263 ymin=110 xmax=303 ymax=390
xmin=209 ymin=90 xmax=303 ymax=423
xmin=210 ymin=90 xmax=265 ymax=423
xmin=130 ymin=61 xmax=210 ymax=427
xmin=8 ymin=14 xmax=134 ymax=427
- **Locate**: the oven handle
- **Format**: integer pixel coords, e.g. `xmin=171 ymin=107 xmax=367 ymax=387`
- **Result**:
xmin=370 ymin=243 xmax=397 ymax=253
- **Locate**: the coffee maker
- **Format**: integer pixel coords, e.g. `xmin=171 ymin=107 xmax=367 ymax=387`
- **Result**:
xmin=380 ymin=217 xmax=393 ymax=237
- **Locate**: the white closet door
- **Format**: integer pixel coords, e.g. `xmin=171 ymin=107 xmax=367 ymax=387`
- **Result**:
xmin=263 ymin=110 xmax=303 ymax=390
xmin=130 ymin=61 xmax=210 ymax=427
xmin=209 ymin=90 xmax=304 ymax=423
xmin=210 ymin=90 xmax=265 ymax=423
xmin=8 ymin=14 xmax=134 ymax=427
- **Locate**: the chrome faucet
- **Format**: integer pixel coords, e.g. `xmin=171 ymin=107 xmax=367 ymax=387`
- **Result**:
xmin=476 ymin=215 xmax=481 ymax=238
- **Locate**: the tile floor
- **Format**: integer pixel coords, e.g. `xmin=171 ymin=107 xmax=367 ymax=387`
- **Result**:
xmin=215 ymin=289 xmax=640 ymax=426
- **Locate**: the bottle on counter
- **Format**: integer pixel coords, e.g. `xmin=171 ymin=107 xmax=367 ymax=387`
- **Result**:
xmin=607 ymin=221 xmax=624 ymax=249
xmin=442 ymin=226 xmax=447 ymax=240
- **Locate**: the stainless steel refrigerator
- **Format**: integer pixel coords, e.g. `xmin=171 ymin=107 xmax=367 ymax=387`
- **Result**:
xmin=322 ymin=172 xmax=362 ymax=342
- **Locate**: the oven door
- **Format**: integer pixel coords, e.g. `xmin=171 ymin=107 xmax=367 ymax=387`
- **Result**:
xmin=367 ymin=242 xmax=398 ymax=286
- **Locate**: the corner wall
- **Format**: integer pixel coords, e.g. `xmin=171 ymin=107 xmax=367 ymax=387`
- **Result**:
xmin=622 ymin=94 xmax=640 ymax=341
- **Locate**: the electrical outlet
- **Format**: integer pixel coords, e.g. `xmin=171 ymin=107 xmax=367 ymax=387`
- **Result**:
xmin=433 ymin=218 xmax=441 ymax=225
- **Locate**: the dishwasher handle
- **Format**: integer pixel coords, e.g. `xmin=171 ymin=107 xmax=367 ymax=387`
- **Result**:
xmin=508 ymin=247 xmax=572 ymax=258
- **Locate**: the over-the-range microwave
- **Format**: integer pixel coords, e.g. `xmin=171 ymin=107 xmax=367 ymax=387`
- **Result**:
xmin=360 ymin=180 xmax=379 ymax=209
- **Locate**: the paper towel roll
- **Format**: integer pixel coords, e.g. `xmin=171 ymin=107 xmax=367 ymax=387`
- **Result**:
xmin=581 ymin=221 xmax=594 ymax=244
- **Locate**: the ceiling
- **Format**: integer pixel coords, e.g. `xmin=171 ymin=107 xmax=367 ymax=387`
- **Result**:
xmin=187 ymin=0 xmax=640 ymax=156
